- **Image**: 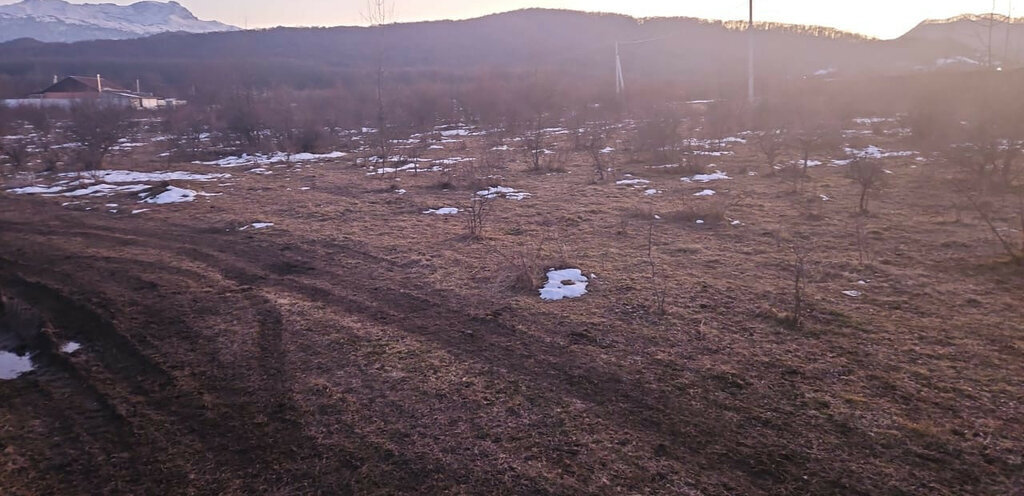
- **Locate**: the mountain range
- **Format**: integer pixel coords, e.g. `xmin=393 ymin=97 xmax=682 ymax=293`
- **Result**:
xmin=0 ymin=0 xmax=236 ymax=43
xmin=0 ymin=6 xmax=1021 ymax=100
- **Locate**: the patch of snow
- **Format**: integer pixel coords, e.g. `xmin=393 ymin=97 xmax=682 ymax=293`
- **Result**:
xmin=852 ymin=117 xmax=889 ymax=125
xmin=423 ymin=207 xmax=459 ymax=215
xmin=600 ymin=147 xmax=615 ymax=153
xmin=239 ymin=222 xmax=274 ymax=230
xmin=693 ymin=189 xmax=716 ymax=196
xmin=539 ymin=269 xmax=589 ymax=301
xmin=60 ymin=342 xmax=82 ymax=354
xmin=844 ymin=146 xmax=916 ymax=159
xmin=64 ymin=184 xmax=149 ymax=197
xmin=139 ymin=186 xmax=197 ymax=204
xmin=7 ymin=185 xmax=64 ymax=195
xmin=842 ymin=290 xmax=863 ymax=298
xmin=198 ymin=151 xmax=345 ymax=167
xmin=0 ymin=351 xmax=34 ymax=380
xmin=131 ymin=209 xmax=150 ymax=214
xmin=682 ymin=171 xmax=731 ymax=183
xmin=476 ymin=186 xmax=530 ymax=200
xmin=643 ymin=189 xmax=661 ymax=196
xmin=616 ymin=178 xmax=651 ymax=186
xmin=936 ymin=56 xmax=980 ymax=66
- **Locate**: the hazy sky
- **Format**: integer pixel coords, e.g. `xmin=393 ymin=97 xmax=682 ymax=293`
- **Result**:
xmin=5 ymin=0 xmax=1017 ymax=39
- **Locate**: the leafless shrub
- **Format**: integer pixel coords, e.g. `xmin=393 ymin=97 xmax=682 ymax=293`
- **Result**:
xmin=854 ymin=215 xmax=872 ymax=265
xmin=646 ymin=221 xmax=667 ymax=314
xmin=677 ymin=150 xmax=709 ymax=176
xmin=164 ymin=105 xmax=209 ymax=160
xmin=635 ymin=114 xmax=681 ymax=160
xmin=0 ymin=138 xmax=31 ymax=171
xmin=523 ymin=122 xmax=546 ymax=171
xmin=664 ymin=196 xmax=736 ymax=226
xmin=961 ymin=188 xmax=1024 ymax=264
xmin=464 ymin=196 xmax=490 ymax=239
xmin=756 ymin=129 xmax=788 ymax=173
xmin=496 ymin=244 xmax=545 ymax=294
xmin=221 ymin=92 xmax=265 ymax=152
xmin=37 ymin=143 xmax=63 ymax=173
xmin=786 ymin=241 xmax=813 ymax=329
xmin=847 ymin=159 xmax=884 ymax=214
xmin=67 ymin=100 xmax=135 ymax=171
xmin=584 ymin=129 xmax=608 ymax=182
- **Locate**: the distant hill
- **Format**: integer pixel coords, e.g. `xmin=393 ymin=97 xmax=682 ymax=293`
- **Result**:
xmin=0 ymin=9 xmax=1011 ymax=98
xmin=0 ymin=0 xmax=237 ymax=43
xmin=900 ymin=14 xmax=1024 ymax=67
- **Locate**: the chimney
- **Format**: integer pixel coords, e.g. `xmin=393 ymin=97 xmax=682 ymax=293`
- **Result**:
xmin=53 ymin=74 xmax=58 ymax=84
xmin=96 ymin=74 xmax=102 ymax=93
xmin=136 ymin=79 xmax=141 ymax=94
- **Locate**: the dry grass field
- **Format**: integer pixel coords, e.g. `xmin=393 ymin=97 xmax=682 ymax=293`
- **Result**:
xmin=1 ymin=119 xmax=1022 ymax=495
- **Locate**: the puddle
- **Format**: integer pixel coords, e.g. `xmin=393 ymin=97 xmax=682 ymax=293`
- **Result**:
xmin=0 ymin=350 xmax=35 ymax=380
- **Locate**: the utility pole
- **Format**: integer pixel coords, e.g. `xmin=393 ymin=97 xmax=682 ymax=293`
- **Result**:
xmin=748 ymin=0 xmax=755 ymax=104
xmin=615 ymin=42 xmax=625 ymax=96
xmin=613 ymin=37 xmax=667 ymax=114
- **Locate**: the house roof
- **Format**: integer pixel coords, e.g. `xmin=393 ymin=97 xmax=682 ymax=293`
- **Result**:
xmin=39 ymin=76 xmax=127 ymax=94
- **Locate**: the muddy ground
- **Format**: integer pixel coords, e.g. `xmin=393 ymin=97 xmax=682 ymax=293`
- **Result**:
xmin=0 ymin=125 xmax=1022 ymax=495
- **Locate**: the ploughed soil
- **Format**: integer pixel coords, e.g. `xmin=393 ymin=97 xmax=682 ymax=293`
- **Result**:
xmin=0 ymin=126 xmax=1021 ymax=495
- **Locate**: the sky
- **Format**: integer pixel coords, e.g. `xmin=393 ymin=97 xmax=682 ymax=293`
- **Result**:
xmin=3 ymin=0 xmax=1017 ymax=39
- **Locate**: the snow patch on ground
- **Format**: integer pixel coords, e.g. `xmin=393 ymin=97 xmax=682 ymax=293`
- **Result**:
xmin=60 ymin=342 xmax=82 ymax=354
xmin=198 ymin=151 xmax=346 ymax=167
xmin=68 ymin=170 xmax=230 ymax=183
xmin=844 ymin=146 xmax=916 ymax=159
xmin=0 ymin=351 xmax=34 ymax=380
xmin=616 ymin=178 xmax=651 ymax=186
xmin=682 ymin=171 xmax=731 ymax=183
xmin=239 ymin=222 xmax=274 ymax=230
xmin=693 ymin=189 xmax=716 ymax=196
xmin=140 ymin=186 xmax=197 ymax=204
xmin=476 ymin=186 xmax=530 ymax=200
xmin=7 ymin=185 xmax=64 ymax=194
xmin=423 ymin=207 xmax=459 ymax=215
xmin=539 ymin=269 xmax=589 ymax=301
xmin=65 ymin=183 xmax=150 ymax=197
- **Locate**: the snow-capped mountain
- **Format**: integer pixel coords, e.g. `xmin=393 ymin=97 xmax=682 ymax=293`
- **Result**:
xmin=0 ymin=0 xmax=237 ymax=42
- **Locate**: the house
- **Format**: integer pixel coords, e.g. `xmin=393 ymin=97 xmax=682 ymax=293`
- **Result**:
xmin=2 ymin=75 xmax=177 ymax=109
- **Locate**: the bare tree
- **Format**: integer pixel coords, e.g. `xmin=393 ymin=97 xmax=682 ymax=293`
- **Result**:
xmin=464 ymin=196 xmax=489 ymax=239
xmin=647 ymin=220 xmax=667 ymax=315
xmin=848 ymin=159 xmax=884 ymax=214
xmin=756 ymin=129 xmax=787 ymax=173
xmin=585 ymin=128 xmax=609 ymax=182
xmin=961 ymin=187 xmax=1024 ymax=264
xmin=0 ymin=138 xmax=31 ymax=171
xmin=524 ymin=115 xmax=546 ymax=171
xmin=365 ymin=0 xmax=396 ymax=170
xmin=787 ymin=241 xmax=812 ymax=329
xmin=67 ymin=101 xmax=135 ymax=171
